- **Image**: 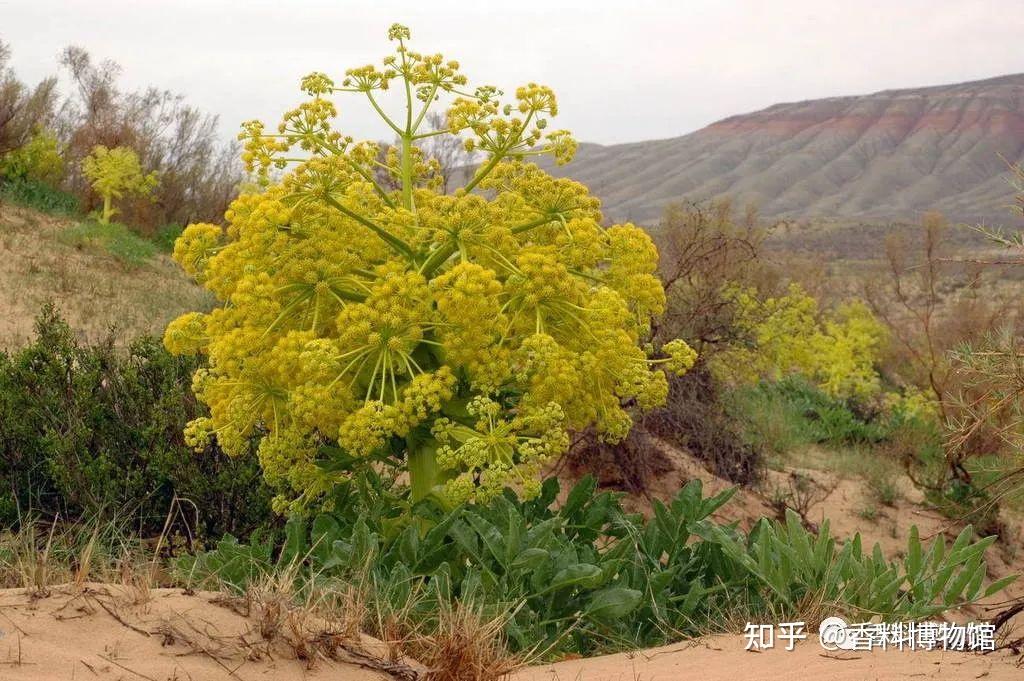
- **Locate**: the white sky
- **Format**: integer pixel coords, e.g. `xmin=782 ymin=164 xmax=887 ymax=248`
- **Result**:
xmin=2 ymin=0 xmax=1023 ymax=145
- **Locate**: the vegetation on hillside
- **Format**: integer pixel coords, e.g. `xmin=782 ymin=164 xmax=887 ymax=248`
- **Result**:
xmin=81 ymin=144 xmax=159 ymax=224
xmin=0 ymin=40 xmax=242 ymax=231
xmin=0 ymin=38 xmax=243 ymax=280
xmin=0 ymin=306 xmax=274 ymax=539
xmin=0 ymin=204 xmax=210 ymax=348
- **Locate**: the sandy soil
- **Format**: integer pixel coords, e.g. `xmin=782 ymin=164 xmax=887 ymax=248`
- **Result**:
xmin=1 ymin=583 xmax=1018 ymax=681
xmin=515 ymin=635 xmax=1024 ymax=681
xmin=0 ymin=583 xmax=416 ymax=681
xmin=0 ymin=203 xmax=209 ymax=349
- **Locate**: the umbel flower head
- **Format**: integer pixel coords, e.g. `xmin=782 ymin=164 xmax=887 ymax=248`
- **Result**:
xmin=81 ymin=145 xmax=159 ymax=225
xmin=166 ymin=24 xmax=695 ymax=513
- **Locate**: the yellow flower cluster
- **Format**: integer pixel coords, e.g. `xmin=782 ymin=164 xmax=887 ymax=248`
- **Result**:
xmin=166 ymin=24 xmax=694 ymax=511
xmin=883 ymin=388 xmax=939 ymax=421
xmin=712 ymin=284 xmax=888 ymax=401
xmin=0 ymin=130 xmax=64 ymax=184
xmin=80 ymin=145 xmax=159 ymax=224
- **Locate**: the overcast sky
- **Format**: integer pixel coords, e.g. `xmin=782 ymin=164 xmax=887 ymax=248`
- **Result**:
xmin=2 ymin=0 xmax=1023 ymax=145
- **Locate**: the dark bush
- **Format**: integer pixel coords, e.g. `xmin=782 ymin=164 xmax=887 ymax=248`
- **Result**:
xmin=569 ymin=362 xmax=762 ymax=491
xmin=651 ymin=200 xmax=774 ymax=351
xmin=642 ymin=363 xmax=763 ymax=486
xmin=567 ymin=424 xmax=675 ymax=494
xmin=0 ymin=305 xmax=275 ymax=540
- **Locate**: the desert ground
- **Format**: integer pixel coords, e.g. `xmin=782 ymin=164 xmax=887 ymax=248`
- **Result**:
xmin=0 ymin=582 xmax=1018 ymax=681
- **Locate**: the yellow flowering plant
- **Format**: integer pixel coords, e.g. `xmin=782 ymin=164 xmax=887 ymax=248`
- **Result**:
xmin=81 ymin=145 xmax=158 ymax=224
xmin=166 ymin=24 xmax=696 ymax=513
xmin=0 ymin=129 xmax=64 ymax=185
xmin=712 ymin=284 xmax=888 ymax=402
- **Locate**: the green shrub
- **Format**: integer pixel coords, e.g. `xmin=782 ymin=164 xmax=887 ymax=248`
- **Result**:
xmin=59 ymin=220 xmax=158 ymax=267
xmin=885 ymin=417 xmax=1004 ymax=534
xmin=704 ymin=511 xmax=1010 ymax=622
xmin=924 ymin=478 xmax=1003 ymax=537
xmin=181 ymin=474 xmax=1009 ymax=658
xmin=868 ymin=467 xmax=901 ymax=506
xmin=0 ymin=306 xmax=276 ymax=540
xmin=153 ymin=224 xmax=184 ymax=253
xmin=0 ymin=177 xmax=79 ymax=215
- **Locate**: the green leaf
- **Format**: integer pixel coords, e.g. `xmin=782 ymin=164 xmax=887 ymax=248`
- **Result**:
xmin=466 ymin=513 xmax=508 ymax=569
xmin=542 ymin=563 xmax=603 ymax=594
xmin=927 ymin=563 xmax=957 ymax=601
xmin=279 ymin=516 xmax=307 ymax=567
xmin=562 ymin=477 xmax=597 ymax=520
xmin=699 ymin=486 xmax=738 ymax=520
xmin=676 ymin=579 xmax=706 ymax=616
xmin=905 ymin=526 xmax=922 ymax=579
xmin=647 ymin=568 xmax=676 ymax=594
xmin=449 ymin=520 xmax=482 ymax=563
xmin=511 ymin=548 xmax=549 ymax=572
xmin=397 ymin=524 xmax=419 ymax=566
xmin=983 ymin=574 xmax=1018 ymax=598
xmin=585 ymin=587 xmax=643 ymax=621
xmin=950 ymin=526 xmax=974 ymax=556
xmin=965 ymin=561 xmax=986 ymax=601
xmin=945 ymin=563 xmax=978 ymax=605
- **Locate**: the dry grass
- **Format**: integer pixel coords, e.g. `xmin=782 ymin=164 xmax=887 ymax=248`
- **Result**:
xmin=0 ymin=517 xmax=150 ymax=592
xmin=196 ymin=570 xmax=523 ymax=680
xmin=406 ymin=600 xmax=522 ymax=681
xmin=0 ymin=201 xmax=210 ymax=349
xmin=0 ymin=514 xmax=522 ymax=680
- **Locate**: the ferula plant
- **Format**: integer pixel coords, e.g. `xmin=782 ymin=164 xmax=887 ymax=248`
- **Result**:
xmin=81 ymin=145 xmax=158 ymax=224
xmin=166 ymin=24 xmax=697 ymax=514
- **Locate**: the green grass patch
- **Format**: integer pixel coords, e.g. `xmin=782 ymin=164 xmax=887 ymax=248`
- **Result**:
xmin=59 ymin=220 xmax=159 ymax=267
xmin=0 ymin=178 xmax=79 ymax=215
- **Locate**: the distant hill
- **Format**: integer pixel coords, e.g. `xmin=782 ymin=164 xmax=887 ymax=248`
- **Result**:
xmin=538 ymin=74 xmax=1024 ymax=226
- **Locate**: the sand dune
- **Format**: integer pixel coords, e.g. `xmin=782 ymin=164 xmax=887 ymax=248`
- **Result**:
xmin=0 ymin=584 xmax=411 ymax=681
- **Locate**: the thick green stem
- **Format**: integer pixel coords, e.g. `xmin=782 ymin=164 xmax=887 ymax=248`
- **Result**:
xmin=400 ymin=134 xmax=414 ymax=211
xmin=408 ymin=442 xmax=441 ymax=503
xmin=323 ymin=195 xmax=414 ymax=260
xmin=420 ymin=239 xmax=459 ymax=278
xmin=101 ymin=194 xmax=112 ymax=225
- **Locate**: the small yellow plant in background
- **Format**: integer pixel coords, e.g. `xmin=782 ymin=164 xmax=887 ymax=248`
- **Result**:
xmin=713 ymin=284 xmax=888 ymax=402
xmin=81 ymin=145 xmax=158 ymax=224
xmin=0 ymin=129 xmax=64 ymax=184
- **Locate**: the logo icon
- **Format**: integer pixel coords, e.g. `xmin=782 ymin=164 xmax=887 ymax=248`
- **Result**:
xmin=819 ymin=616 xmax=856 ymax=650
